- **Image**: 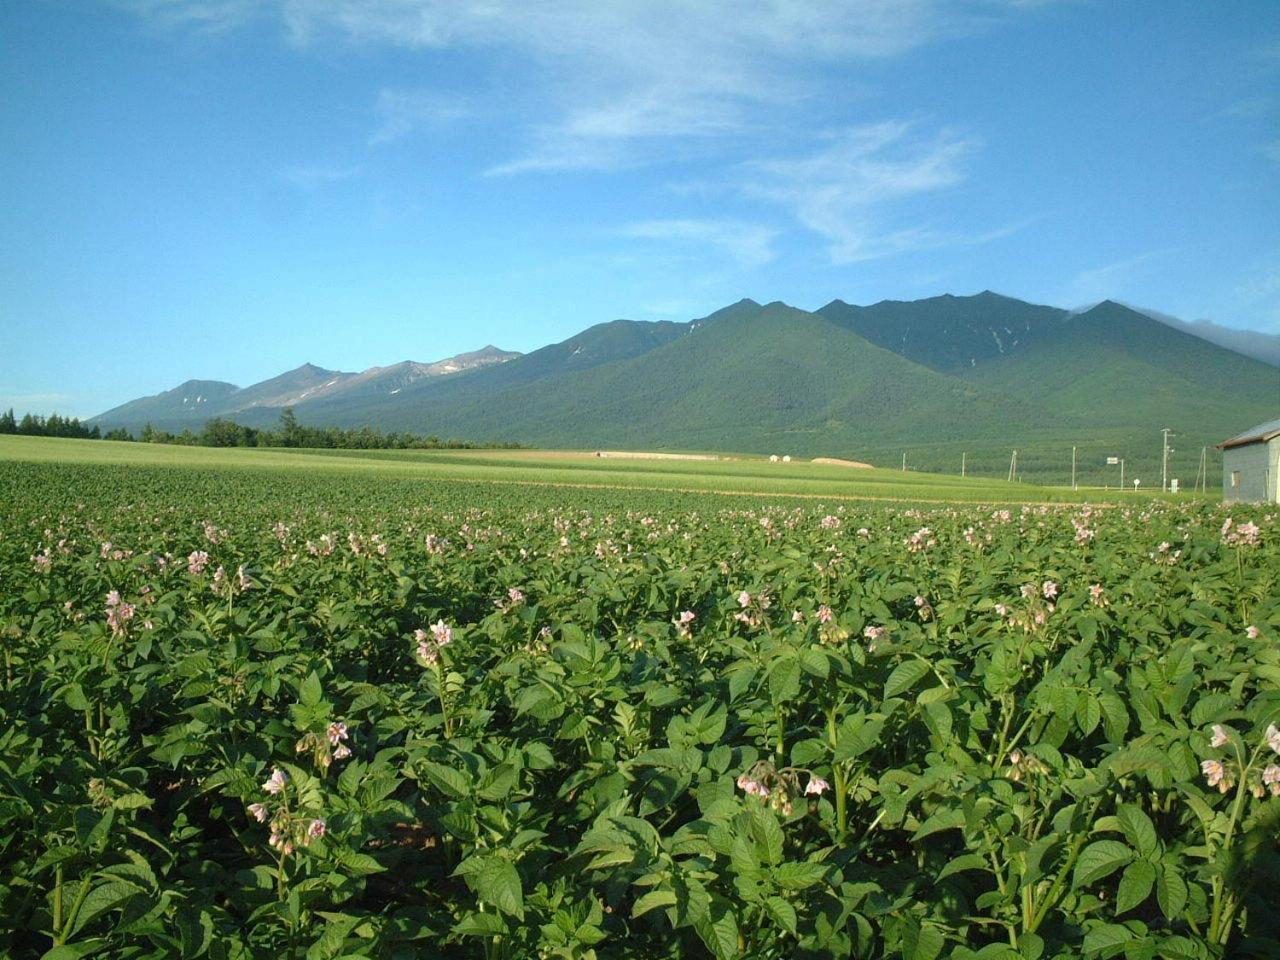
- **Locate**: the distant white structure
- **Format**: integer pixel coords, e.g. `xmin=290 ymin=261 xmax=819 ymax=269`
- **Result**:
xmin=769 ymin=454 xmax=779 ymax=463
xmin=782 ymin=455 xmax=791 ymax=463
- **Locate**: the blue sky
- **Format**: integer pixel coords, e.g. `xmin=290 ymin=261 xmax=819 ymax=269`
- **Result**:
xmin=2 ymin=0 xmax=1278 ymax=417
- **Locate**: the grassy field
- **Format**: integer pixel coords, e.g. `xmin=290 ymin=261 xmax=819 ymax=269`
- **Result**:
xmin=0 ymin=435 xmax=1202 ymax=504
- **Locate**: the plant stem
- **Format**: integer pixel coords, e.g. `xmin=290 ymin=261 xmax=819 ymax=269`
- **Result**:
xmin=826 ymin=706 xmax=848 ymax=838
xmin=56 ymin=871 xmax=95 ymax=945
xmin=52 ymin=866 xmax=62 ymax=944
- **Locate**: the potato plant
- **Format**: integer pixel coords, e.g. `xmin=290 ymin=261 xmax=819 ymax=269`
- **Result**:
xmin=0 ymin=461 xmax=1277 ymax=959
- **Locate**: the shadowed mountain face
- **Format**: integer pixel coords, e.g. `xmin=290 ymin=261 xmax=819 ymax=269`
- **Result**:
xmin=91 ymin=294 xmax=1279 ymax=483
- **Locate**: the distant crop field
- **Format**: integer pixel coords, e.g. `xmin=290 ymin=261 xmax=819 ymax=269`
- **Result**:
xmin=1 ymin=441 xmax=1275 ymax=959
xmin=0 ymin=436 xmax=1204 ymax=504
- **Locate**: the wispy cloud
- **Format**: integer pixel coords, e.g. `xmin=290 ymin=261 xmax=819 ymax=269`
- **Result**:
xmin=128 ymin=1 xmax=1058 ymax=172
xmin=620 ymin=219 xmax=777 ymax=267
xmin=277 ymin=163 xmax=360 ymax=189
xmin=736 ymin=121 xmax=994 ymax=262
xmin=1071 ymin=250 xmax=1165 ymax=303
xmin=1234 ymin=256 xmax=1280 ymax=332
xmin=118 ymin=0 xmax=261 ymax=33
xmin=369 ymin=88 xmax=471 ymax=145
xmin=0 ymin=391 xmax=79 ymax=413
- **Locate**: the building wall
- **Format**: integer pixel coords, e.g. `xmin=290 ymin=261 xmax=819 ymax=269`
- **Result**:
xmin=1223 ymin=438 xmax=1278 ymax=503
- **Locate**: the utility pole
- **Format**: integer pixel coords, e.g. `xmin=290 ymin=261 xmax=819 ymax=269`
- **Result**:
xmin=1120 ymin=458 xmax=1125 ymax=491
xmin=902 ymin=452 xmax=906 ymax=472
xmin=961 ymin=451 xmax=966 ymax=478
xmin=1071 ymin=446 xmax=1077 ymax=490
xmin=1008 ymin=449 xmax=1017 ymax=483
xmin=1161 ymin=428 xmax=1174 ymax=492
xmin=1200 ymin=446 xmax=1207 ymax=493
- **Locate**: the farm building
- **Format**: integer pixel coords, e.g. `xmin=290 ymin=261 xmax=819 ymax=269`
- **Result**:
xmin=1219 ymin=418 xmax=1280 ymax=503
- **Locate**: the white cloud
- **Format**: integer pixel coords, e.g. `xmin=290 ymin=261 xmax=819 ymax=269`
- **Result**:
xmin=737 ymin=121 xmax=992 ymax=262
xmin=369 ymin=88 xmax=471 ymax=145
xmin=620 ymin=219 xmax=777 ymax=267
xmin=126 ymin=1 xmax=1057 ymax=171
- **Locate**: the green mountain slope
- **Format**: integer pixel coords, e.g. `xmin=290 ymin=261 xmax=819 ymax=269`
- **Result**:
xmin=90 ymin=293 xmax=1278 ymax=486
xmin=819 ymin=291 xmax=1070 ymax=372
xmin=291 ymin=301 xmax=756 ymax=428
xmin=90 ymin=378 xmax=241 ymax=428
xmin=349 ymin=302 xmax=1052 ymax=456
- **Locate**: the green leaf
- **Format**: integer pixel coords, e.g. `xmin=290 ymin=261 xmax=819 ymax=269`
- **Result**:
xmin=453 ymin=912 xmax=507 ymax=936
xmin=884 ymin=660 xmax=930 ymax=699
xmin=40 ymin=945 xmax=103 ymax=960
xmin=298 ymin=671 xmax=323 ymax=707
xmin=768 ymin=657 xmax=801 ymax=703
xmin=750 ymin=809 xmax=784 ymax=866
xmin=632 ymin=889 xmax=677 ymax=919
xmin=694 ymin=900 xmax=739 ymax=960
xmin=1098 ymin=693 xmax=1129 ymax=742
xmin=469 ymin=857 xmax=523 ymax=920
xmin=913 ymin=808 xmax=964 ymax=841
xmin=773 ymin=861 xmax=826 ymax=890
xmin=764 ymin=896 xmax=797 ymax=935
xmin=1073 ymin=840 xmax=1133 ymax=889
xmin=1077 ymin=694 xmax=1101 ymax=736
xmin=421 ymin=761 xmax=469 ymax=800
xmin=798 ymin=648 xmax=828 ymax=678
xmin=175 ymin=905 xmax=213 ymax=959
xmin=68 ymin=880 xmax=141 ymax=937
xmin=835 ymin=715 xmax=884 ymax=761
xmin=1115 ymin=860 xmax=1155 ymax=914
xmin=1081 ymin=923 xmax=1132 ymax=955
xmin=63 ymin=683 xmax=90 ymax=712
xmin=1155 ymin=864 xmax=1188 ymax=920
xmin=901 ymin=919 xmax=945 ymax=960
xmin=1115 ymin=805 xmax=1158 ymax=859
xmin=937 ymin=853 xmax=987 ymax=880
xmin=1154 ymin=935 xmax=1199 ymax=959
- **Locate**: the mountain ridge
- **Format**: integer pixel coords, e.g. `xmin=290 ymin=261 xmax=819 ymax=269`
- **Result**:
xmin=88 ymin=293 xmax=1280 ymax=483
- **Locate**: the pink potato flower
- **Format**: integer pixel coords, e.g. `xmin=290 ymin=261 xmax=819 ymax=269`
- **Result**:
xmin=262 ymin=768 xmax=288 ymax=795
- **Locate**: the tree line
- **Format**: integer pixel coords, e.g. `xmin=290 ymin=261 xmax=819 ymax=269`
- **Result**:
xmin=0 ymin=407 xmax=519 ymax=451
xmin=0 ymin=409 xmax=134 ymax=441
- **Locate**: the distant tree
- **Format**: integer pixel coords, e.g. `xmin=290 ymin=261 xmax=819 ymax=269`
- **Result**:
xmin=0 ymin=409 xmax=17 ymax=434
xmin=200 ymin=418 xmax=246 ymax=447
xmin=103 ymin=427 xmax=134 ymax=441
xmin=279 ymin=407 xmax=301 ymax=447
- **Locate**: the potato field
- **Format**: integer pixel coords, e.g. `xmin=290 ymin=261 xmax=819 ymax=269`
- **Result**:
xmin=1 ymin=459 xmax=1277 ymax=960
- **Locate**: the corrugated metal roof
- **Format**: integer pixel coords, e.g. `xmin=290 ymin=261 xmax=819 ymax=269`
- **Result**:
xmin=1220 ymin=417 xmax=1280 ymax=449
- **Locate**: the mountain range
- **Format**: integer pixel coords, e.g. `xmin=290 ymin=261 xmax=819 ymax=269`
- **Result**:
xmin=91 ymin=293 xmax=1280 ymax=485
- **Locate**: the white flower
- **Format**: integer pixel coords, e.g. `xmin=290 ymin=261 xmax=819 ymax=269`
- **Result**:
xmin=1266 ymin=724 xmax=1280 ymax=756
xmin=804 ymin=777 xmax=830 ymax=796
xmin=262 ymin=768 xmax=288 ymax=795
